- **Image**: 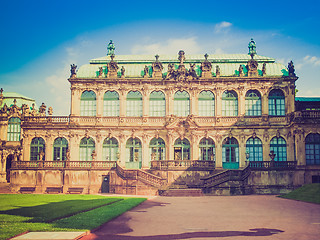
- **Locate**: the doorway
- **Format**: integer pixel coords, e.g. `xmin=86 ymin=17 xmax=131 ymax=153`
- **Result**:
xmin=6 ymin=155 xmax=13 ymax=183
xmin=101 ymin=175 xmax=109 ymax=193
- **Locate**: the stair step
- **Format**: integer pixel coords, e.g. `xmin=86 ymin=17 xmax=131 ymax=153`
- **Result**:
xmin=160 ymin=188 xmax=204 ymax=197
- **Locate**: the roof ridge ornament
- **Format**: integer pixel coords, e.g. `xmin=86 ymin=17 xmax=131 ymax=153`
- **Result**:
xmin=107 ymin=40 xmax=115 ymax=56
xmin=288 ymin=60 xmax=296 ymax=76
xmin=248 ymin=38 xmax=257 ymax=59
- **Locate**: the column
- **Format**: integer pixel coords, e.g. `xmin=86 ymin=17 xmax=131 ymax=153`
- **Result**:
xmin=70 ymin=136 xmax=79 ymax=161
xmin=287 ymin=136 xmax=295 ymax=162
xmin=119 ymin=91 xmax=126 ymax=117
xmin=215 ymin=142 xmax=222 ymax=168
xmin=239 ymin=139 xmax=246 ymax=167
xmin=96 ymin=90 xmax=103 ymax=117
xmin=262 ymin=94 xmax=268 ymax=116
xmin=216 ymin=90 xmax=222 ymax=117
xmin=239 ymin=91 xmax=246 ymax=116
xmin=142 ymin=136 xmax=149 ymax=168
xmin=119 ymin=137 xmax=126 ymax=166
xmin=95 ymin=137 xmax=103 ymax=161
xmin=70 ymin=88 xmax=81 ymax=116
xmin=167 ymin=133 xmax=174 ymax=160
xmin=167 ymin=90 xmax=174 ymax=116
xmin=262 ymin=137 xmax=270 ymax=162
xmin=45 ymin=138 xmax=54 ymax=161
xmin=190 ymin=92 xmax=197 ymax=116
xmin=295 ymin=133 xmax=305 ymax=166
xmin=143 ymin=93 xmax=149 ymax=117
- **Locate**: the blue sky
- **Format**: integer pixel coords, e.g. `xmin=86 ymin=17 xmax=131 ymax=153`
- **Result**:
xmin=1 ymin=0 xmax=320 ymax=115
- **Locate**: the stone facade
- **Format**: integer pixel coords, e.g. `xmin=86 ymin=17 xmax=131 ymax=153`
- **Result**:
xmin=1 ymin=40 xmax=320 ymax=195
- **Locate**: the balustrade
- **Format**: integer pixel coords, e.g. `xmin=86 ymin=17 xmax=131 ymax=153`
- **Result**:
xmin=248 ymin=161 xmax=297 ymax=170
xmin=151 ymin=160 xmax=215 ymax=170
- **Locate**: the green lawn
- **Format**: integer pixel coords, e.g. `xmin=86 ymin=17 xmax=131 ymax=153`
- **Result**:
xmin=279 ymin=183 xmax=320 ymax=204
xmin=0 ymin=194 xmax=146 ymax=240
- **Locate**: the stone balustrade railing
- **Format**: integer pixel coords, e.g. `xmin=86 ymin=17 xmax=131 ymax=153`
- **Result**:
xmin=11 ymin=160 xmax=117 ymax=170
xmin=248 ymin=161 xmax=297 ymax=170
xmin=150 ymin=160 xmax=215 ymax=170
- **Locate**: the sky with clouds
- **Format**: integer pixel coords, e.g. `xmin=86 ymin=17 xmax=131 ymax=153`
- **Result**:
xmin=0 ymin=0 xmax=319 ymax=115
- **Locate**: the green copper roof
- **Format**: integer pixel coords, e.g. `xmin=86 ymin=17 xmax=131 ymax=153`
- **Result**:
xmin=295 ymin=97 xmax=320 ymax=102
xmin=77 ymin=54 xmax=287 ymax=78
xmin=1 ymin=92 xmax=36 ymax=108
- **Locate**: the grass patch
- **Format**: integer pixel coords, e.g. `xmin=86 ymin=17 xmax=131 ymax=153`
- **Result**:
xmin=279 ymin=183 xmax=320 ymax=204
xmin=0 ymin=194 xmax=146 ymax=240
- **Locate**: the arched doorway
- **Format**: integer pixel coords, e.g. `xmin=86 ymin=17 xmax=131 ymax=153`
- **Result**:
xmin=6 ymin=154 xmax=13 ymax=183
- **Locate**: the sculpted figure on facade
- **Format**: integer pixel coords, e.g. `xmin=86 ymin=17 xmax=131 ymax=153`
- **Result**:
xmin=288 ymin=61 xmax=295 ymax=76
xmin=152 ymin=55 xmax=163 ymax=78
xmin=239 ymin=65 xmax=244 ymax=77
xmin=98 ymin=67 xmax=103 ymax=78
xmin=247 ymin=58 xmax=258 ymax=77
xmin=121 ymin=66 xmax=125 ymax=78
xmin=70 ymin=64 xmax=77 ymax=78
xmin=107 ymin=54 xmax=119 ymax=78
xmin=188 ymin=63 xmax=199 ymax=80
xmin=201 ymin=54 xmax=212 ymax=78
xmin=143 ymin=65 xmax=149 ymax=78
xmin=39 ymin=103 xmax=46 ymax=116
xmin=216 ymin=65 xmax=220 ymax=77
xmin=262 ymin=62 xmax=266 ymax=76
xmin=48 ymin=106 xmax=53 ymax=116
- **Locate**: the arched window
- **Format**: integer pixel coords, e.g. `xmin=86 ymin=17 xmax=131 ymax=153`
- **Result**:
xmin=222 ymin=137 xmax=239 ymax=169
xmin=149 ymin=138 xmax=166 ymax=161
xmin=80 ymin=90 xmax=96 ymax=116
xmin=53 ymin=138 xmax=68 ymax=161
xmin=79 ymin=137 xmax=95 ymax=161
xmin=270 ymin=137 xmax=287 ymax=161
xmin=7 ymin=117 xmax=21 ymax=141
xmin=103 ymin=91 xmax=119 ymax=116
xmin=174 ymin=91 xmax=190 ymax=117
xmin=305 ymin=133 xmax=320 ymax=165
xmin=222 ymin=90 xmax=238 ymax=116
xmin=149 ymin=91 xmax=166 ymax=117
xmin=199 ymin=138 xmax=215 ymax=161
xmin=174 ymin=138 xmax=190 ymax=160
xmin=246 ymin=137 xmax=263 ymax=161
xmin=198 ymin=91 xmax=215 ymax=116
xmin=30 ymin=137 xmax=45 ymax=161
xmin=127 ymin=91 xmax=143 ymax=117
xmin=126 ymin=138 xmax=142 ymax=162
xmin=268 ymin=89 xmax=285 ymax=116
xmin=245 ymin=90 xmax=262 ymax=116
xmin=102 ymin=137 xmax=119 ymax=161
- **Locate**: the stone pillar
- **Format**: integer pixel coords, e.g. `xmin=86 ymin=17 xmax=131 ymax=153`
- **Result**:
xmin=239 ymin=138 xmax=246 ymax=167
xmin=190 ymin=93 xmax=197 ymax=116
xmin=286 ymin=136 xmax=295 ymax=162
xmin=191 ymin=135 xmax=198 ymax=160
xmin=215 ymin=141 xmax=223 ymax=168
xmin=45 ymin=138 xmax=54 ymax=161
xmin=143 ymin=93 xmax=149 ymax=117
xmin=0 ymin=121 xmax=8 ymax=140
xmin=239 ymin=91 xmax=246 ymax=116
xmin=262 ymin=137 xmax=270 ymax=162
xmin=262 ymin=93 xmax=268 ymax=115
xmin=216 ymin=90 xmax=222 ymax=117
xmin=95 ymin=137 xmax=103 ymax=161
xmin=96 ymin=90 xmax=103 ymax=117
xmin=295 ymin=133 xmax=305 ymax=166
xmin=142 ymin=136 xmax=149 ymax=168
xmin=119 ymin=92 xmax=126 ymax=117
xmin=119 ymin=136 xmax=126 ymax=166
xmin=167 ymin=90 xmax=174 ymax=116
xmin=70 ymin=88 xmax=81 ymax=116
xmin=23 ymin=137 xmax=30 ymax=161
xmin=70 ymin=136 xmax=79 ymax=161
xmin=167 ymin=133 xmax=174 ymax=160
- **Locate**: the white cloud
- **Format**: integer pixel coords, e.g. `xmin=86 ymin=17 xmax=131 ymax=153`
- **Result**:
xmin=214 ymin=21 xmax=232 ymax=33
xmin=131 ymin=37 xmax=202 ymax=55
xmin=303 ymin=55 xmax=320 ymax=66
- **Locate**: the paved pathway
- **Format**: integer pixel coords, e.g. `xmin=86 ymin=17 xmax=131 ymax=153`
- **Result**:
xmin=81 ymin=195 xmax=320 ymax=240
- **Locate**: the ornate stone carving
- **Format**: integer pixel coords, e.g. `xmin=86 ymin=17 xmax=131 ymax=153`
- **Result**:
xmin=107 ymin=40 xmax=115 ymax=56
xmin=288 ymin=61 xmax=295 ymax=76
xmin=107 ymin=54 xmax=119 ymax=78
xmin=201 ymin=53 xmax=212 ymax=78
xmin=70 ymin=64 xmax=77 ymax=78
xmin=152 ymin=55 xmax=163 ymax=78
xmin=247 ymin=58 xmax=258 ymax=77
xmin=121 ymin=66 xmax=125 ymax=78
xmin=39 ymin=103 xmax=46 ymax=116
xmin=262 ymin=63 xmax=266 ymax=76
xmin=143 ymin=65 xmax=149 ymax=78
xmin=239 ymin=65 xmax=244 ymax=77
xmin=216 ymin=65 xmax=220 ymax=78
xmin=98 ymin=67 xmax=103 ymax=78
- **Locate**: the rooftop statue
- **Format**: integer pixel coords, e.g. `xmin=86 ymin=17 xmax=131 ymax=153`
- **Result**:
xmin=107 ymin=40 xmax=115 ymax=56
xmin=70 ymin=64 xmax=77 ymax=78
xmin=288 ymin=61 xmax=296 ymax=76
xmin=248 ymin=38 xmax=257 ymax=58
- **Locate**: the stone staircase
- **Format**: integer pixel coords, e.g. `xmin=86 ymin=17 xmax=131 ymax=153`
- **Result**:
xmin=0 ymin=183 xmax=12 ymax=193
xmin=160 ymin=188 xmax=204 ymax=197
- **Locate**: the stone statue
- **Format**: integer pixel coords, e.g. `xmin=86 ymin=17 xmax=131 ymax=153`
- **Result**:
xmin=39 ymin=151 xmax=45 ymax=161
xmin=48 ymin=106 xmax=53 ymax=116
xmin=288 ymin=61 xmax=295 ymax=76
xmin=31 ymin=103 xmax=37 ymax=116
xmin=166 ymin=63 xmax=175 ymax=79
xmin=91 ymin=150 xmax=97 ymax=161
xmin=239 ymin=65 xmax=244 ymax=76
xmin=144 ymin=65 xmax=149 ymax=77
xmin=39 ymin=103 xmax=46 ymax=116
xmin=201 ymin=53 xmax=212 ymax=78
xmin=216 ymin=65 xmax=220 ymax=77
xmin=107 ymin=40 xmax=115 ymax=56
xmin=121 ymin=66 xmax=125 ymax=78
xmin=178 ymin=50 xmax=186 ymax=65
xmin=188 ymin=63 xmax=198 ymax=79
xmin=248 ymin=38 xmax=257 ymax=57
xmin=262 ymin=63 xmax=266 ymax=76
xmin=70 ymin=64 xmax=77 ymax=78
xmin=152 ymin=54 xmax=163 ymax=78
xmin=98 ymin=67 xmax=103 ymax=77
xmin=66 ymin=148 xmax=70 ymax=161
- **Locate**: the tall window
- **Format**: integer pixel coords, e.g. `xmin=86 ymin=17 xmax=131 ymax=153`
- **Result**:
xmin=174 ymin=91 xmax=190 ymax=117
xmin=198 ymin=91 xmax=215 ymax=116
xmin=305 ymin=133 xmax=320 ymax=165
xmin=199 ymin=138 xmax=215 ymax=161
xmin=149 ymin=138 xmax=166 ymax=161
xmin=7 ymin=117 xmax=21 ymax=141
xmin=246 ymin=137 xmax=263 ymax=161
xmin=149 ymin=91 xmax=166 ymax=117
xmin=222 ymin=90 xmax=238 ymax=116
xmin=270 ymin=137 xmax=287 ymax=161
xmin=126 ymin=138 xmax=142 ymax=162
xmin=30 ymin=137 xmax=45 ymax=161
xmin=174 ymin=138 xmax=190 ymax=160
xmin=103 ymin=91 xmax=119 ymax=116
xmin=245 ymin=90 xmax=262 ymax=116
xmin=222 ymin=137 xmax=239 ymax=164
xmin=53 ymin=138 xmax=68 ymax=161
xmin=102 ymin=137 xmax=118 ymax=161
xmin=127 ymin=91 xmax=143 ymax=116
xmin=80 ymin=90 xmax=96 ymax=116
xmin=79 ymin=137 xmax=95 ymax=161
xmin=268 ymin=89 xmax=285 ymax=116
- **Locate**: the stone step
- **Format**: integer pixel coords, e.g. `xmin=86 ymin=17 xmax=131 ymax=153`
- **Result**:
xmin=160 ymin=188 xmax=204 ymax=197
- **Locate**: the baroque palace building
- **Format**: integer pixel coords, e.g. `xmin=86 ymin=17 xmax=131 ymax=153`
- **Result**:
xmin=0 ymin=39 xmax=320 ymax=195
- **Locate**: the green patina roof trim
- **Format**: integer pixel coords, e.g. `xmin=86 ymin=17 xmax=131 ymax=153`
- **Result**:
xmin=295 ymin=97 xmax=320 ymax=102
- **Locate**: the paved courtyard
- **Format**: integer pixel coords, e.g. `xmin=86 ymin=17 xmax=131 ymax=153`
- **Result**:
xmin=81 ymin=195 xmax=320 ymax=240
